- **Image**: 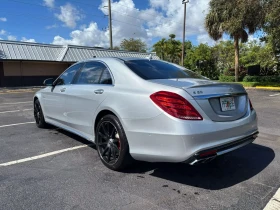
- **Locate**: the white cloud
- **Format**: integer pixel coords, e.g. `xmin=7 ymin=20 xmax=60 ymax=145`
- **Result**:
xmin=55 ymin=3 xmax=83 ymax=28
xmin=53 ymin=22 xmax=109 ymax=46
xmin=0 ymin=17 xmax=7 ymax=22
xmin=197 ymin=34 xmax=216 ymax=46
xmin=21 ymin=37 xmax=36 ymax=43
xmin=248 ymin=35 xmax=260 ymax=44
xmin=0 ymin=30 xmax=6 ymax=35
xmin=52 ymin=0 xmax=212 ymax=47
xmin=149 ymin=0 xmax=169 ymax=9
xmin=43 ymin=0 xmax=55 ymax=8
xmin=7 ymin=35 xmax=17 ymax=41
xmin=46 ymin=24 xmax=58 ymax=29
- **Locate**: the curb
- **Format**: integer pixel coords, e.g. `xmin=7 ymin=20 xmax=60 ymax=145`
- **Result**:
xmin=256 ymin=86 xmax=280 ymax=91
xmin=244 ymin=87 xmax=280 ymax=91
xmin=0 ymin=87 xmax=43 ymax=94
xmin=0 ymin=86 xmax=44 ymax=90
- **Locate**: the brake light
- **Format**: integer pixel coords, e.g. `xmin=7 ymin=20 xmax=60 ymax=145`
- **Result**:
xmin=150 ymin=91 xmax=203 ymax=120
xmin=249 ymin=99 xmax=254 ymax=111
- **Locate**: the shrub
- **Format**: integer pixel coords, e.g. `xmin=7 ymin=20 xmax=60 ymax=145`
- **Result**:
xmin=219 ymin=75 xmax=235 ymax=82
xmin=243 ymin=76 xmax=280 ymax=83
xmin=243 ymin=76 xmax=262 ymax=82
xmin=223 ymin=66 xmax=247 ymax=80
xmin=224 ymin=68 xmax=235 ymax=76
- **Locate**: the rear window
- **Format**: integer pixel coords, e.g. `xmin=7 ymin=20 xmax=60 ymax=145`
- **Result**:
xmin=124 ymin=60 xmax=204 ymax=80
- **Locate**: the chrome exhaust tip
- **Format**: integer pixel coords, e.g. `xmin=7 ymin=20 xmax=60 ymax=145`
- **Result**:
xmin=189 ymin=156 xmax=217 ymax=165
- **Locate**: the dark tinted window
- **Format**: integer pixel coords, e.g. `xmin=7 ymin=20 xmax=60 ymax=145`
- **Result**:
xmin=76 ymin=62 xmax=105 ymax=84
xmin=124 ymin=60 xmax=204 ymax=80
xmin=100 ymin=69 xmax=112 ymax=84
xmin=56 ymin=63 xmax=82 ymax=85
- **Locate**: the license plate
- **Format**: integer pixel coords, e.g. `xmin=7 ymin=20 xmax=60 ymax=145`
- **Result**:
xmin=220 ymin=97 xmax=236 ymax=111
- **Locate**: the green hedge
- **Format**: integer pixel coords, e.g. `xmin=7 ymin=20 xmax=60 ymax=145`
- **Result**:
xmin=219 ymin=75 xmax=236 ymax=82
xmin=243 ymin=76 xmax=280 ymax=83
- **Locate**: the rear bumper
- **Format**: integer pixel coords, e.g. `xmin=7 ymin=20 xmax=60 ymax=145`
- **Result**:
xmin=122 ymin=110 xmax=258 ymax=163
xmin=185 ymin=131 xmax=259 ymax=165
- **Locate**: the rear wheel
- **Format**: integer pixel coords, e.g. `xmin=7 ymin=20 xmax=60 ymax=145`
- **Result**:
xmin=96 ymin=114 xmax=133 ymax=171
xmin=34 ymin=99 xmax=48 ymax=128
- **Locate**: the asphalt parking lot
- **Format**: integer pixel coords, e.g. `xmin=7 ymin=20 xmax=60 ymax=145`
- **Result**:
xmin=0 ymin=89 xmax=279 ymax=210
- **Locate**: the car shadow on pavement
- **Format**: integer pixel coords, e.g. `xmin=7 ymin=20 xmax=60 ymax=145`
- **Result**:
xmin=123 ymin=143 xmax=275 ymax=190
xmin=54 ymin=128 xmax=96 ymax=149
xmin=53 ymin=128 xmax=275 ymax=190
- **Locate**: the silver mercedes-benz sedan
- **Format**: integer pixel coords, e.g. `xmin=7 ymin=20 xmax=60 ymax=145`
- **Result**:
xmin=33 ymin=57 xmax=258 ymax=170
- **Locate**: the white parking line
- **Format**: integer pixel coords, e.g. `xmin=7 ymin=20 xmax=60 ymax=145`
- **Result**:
xmin=0 ymin=145 xmax=92 ymax=167
xmin=0 ymin=122 xmax=35 ymax=128
xmin=263 ymin=188 xmax=280 ymax=210
xmin=269 ymin=93 xmax=280 ymax=97
xmin=0 ymin=101 xmax=32 ymax=105
xmin=0 ymin=109 xmax=33 ymax=114
xmin=0 ymin=110 xmax=20 ymax=114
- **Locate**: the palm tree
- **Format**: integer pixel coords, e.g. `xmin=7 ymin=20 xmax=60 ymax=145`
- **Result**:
xmin=205 ymin=0 xmax=265 ymax=81
xmin=153 ymin=38 xmax=167 ymax=60
xmin=167 ymin=34 xmax=181 ymax=63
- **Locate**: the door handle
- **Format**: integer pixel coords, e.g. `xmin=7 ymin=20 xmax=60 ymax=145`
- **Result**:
xmin=60 ymin=88 xmax=66 ymax=92
xmin=94 ymin=89 xmax=104 ymax=94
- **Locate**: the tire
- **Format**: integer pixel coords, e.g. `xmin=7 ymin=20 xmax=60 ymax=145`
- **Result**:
xmin=95 ymin=114 xmax=133 ymax=171
xmin=34 ymin=99 xmax=48 ymax=128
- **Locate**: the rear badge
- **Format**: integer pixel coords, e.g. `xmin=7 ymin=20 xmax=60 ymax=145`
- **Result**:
xmin=193 ymin=91 xmax=203 ymax=95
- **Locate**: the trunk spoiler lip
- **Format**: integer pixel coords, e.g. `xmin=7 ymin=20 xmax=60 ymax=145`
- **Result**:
xmin=182 ymin=82 xmax=244 ymax=89
xmin=192 ymin=92 xmax=247 ymax=100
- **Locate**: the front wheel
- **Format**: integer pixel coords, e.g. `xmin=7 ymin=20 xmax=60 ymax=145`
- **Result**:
xmin=95 ymin=114 xmax=133 ymax=171
xmin=34 ymin=99 xmax=48 ymax=128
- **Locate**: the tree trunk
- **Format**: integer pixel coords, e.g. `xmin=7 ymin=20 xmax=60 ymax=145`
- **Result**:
xmin=234 ymin=37 xmax=240 ymax=82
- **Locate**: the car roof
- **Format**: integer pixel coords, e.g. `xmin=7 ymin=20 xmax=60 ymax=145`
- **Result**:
xmin=81 ymin=57 xmax=158 ymax=63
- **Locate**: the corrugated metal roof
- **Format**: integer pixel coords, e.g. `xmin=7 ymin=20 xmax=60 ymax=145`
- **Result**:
xmin=62 ymin=46 xmax=159 ymax=62
xmin=0 ymin=41 xmax=64 ymax=61
xmin=0 ymin=40 xmax=160 ymax=62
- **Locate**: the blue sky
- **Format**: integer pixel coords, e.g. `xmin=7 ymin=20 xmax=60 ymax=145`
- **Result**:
xmin=0 ymin=0 xmax=220 ymax=48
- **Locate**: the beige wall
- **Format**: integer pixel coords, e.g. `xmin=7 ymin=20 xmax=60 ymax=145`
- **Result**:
xmin=3 ymin=61 xmax=70 ymax=76
xmin=3 ymin=62 xmax=20 ymax=76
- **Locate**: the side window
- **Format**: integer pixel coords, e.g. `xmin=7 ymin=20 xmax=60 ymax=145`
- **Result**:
xmin=56 ymin=63 xmax=82 ymax=85
xmin=75 ymin=62 xmax=108 ymax=85
xmin=100 ymin=68 xmax=113 ymax=84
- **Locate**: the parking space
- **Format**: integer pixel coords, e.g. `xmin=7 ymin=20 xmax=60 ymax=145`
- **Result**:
xmin=0 ymin=89 xmax=279 ymax=210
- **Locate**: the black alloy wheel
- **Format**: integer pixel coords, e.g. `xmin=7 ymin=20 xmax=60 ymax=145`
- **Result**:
xmin=96 ymin=114 xmax=133 ymax=171
xmin=97 ymin=121 xmax=120 ymax=164
xmin=34 ymin=99 xmax=47 ymax=128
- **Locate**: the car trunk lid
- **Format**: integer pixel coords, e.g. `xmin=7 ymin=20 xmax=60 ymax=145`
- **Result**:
xmin=150 ymin=79 xmax=248 ymax=122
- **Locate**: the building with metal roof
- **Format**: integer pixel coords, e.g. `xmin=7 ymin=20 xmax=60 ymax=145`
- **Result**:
xmin=0 ymin=40 xmax=159 ymax=87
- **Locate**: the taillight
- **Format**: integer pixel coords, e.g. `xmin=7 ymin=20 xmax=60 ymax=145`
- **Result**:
xmin=249 ymin=99 xmax=254 ymax=111
xmin=150 ymin=91 xmax=203 ymax=120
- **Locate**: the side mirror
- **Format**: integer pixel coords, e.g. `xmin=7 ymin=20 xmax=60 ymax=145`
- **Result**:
xmin=43 ymin=78 xmax=54 ymax=86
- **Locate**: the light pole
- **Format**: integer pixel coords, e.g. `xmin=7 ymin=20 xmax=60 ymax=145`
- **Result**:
xmin=108 ymin=0 xmax=113 ymax=49
xmin=181 ymin=0 xmax=189 ymax=66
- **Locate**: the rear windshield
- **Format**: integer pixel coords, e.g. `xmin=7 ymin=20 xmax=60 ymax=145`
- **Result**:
xmin=124 ymin=60 xmax=205 ymax=80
